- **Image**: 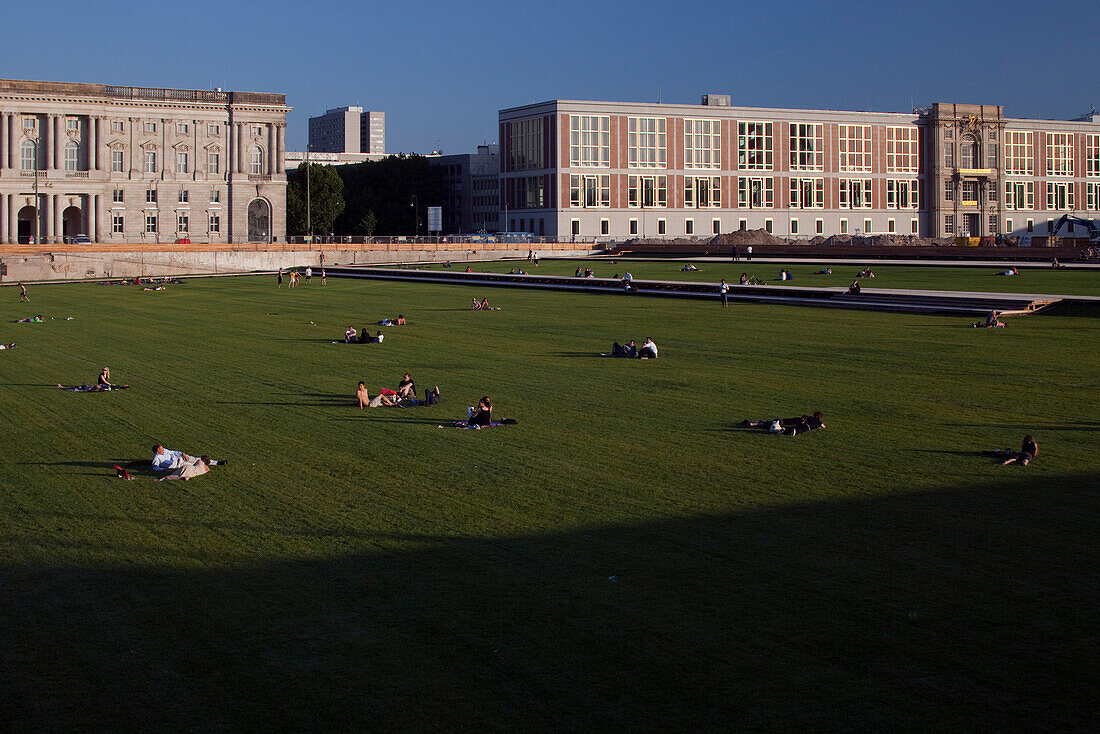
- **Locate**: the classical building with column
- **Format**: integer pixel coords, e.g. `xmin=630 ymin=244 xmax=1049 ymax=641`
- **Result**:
xmin=0 ymin=78 xmax=290 ymax=245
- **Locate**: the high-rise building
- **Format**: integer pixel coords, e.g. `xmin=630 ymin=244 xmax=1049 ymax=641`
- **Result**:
xmin=498 ymin=96 xmax=1100 ymax=241
xmin=308 ymin=106 xmax=385 ymax=155
xmin=0 ymin=78 xmax=290 ymax=245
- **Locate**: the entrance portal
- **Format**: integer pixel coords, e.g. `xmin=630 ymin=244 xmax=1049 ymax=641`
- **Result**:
xmin=63 ymin=206 xmax=83 ymax=242
xmin=965 ymin=213 xmax=981 ymax=238
xmin=247 ymin=198 xmax=270 ymax=243
xmin=17 ymin=205 xmax=37 ymax=244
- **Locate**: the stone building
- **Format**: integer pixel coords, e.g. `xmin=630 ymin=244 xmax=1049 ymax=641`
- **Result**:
xmin=308 ymin=106 xmax=385 ymax=155
xmin=0 ymin=78 xmax=290 ymax=245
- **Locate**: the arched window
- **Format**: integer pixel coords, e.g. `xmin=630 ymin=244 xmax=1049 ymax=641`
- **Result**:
xmin=960 ymin=135 xmax=980 ymax=168
xmin=21 ymin=139 xmax=36 ymax=170
xmin=64 ymin=140 xmax=80 ymax=171
xmin=250 ymin=146 xmax=264 ymax=175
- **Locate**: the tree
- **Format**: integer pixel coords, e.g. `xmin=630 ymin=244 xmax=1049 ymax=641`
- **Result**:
xmin=358 ymin=210 xmax=378 ymax=237
xmin=334 ymin=155 xmax=446 ymax=236
xmin=285 ymin=163 xmax=345 ymax=236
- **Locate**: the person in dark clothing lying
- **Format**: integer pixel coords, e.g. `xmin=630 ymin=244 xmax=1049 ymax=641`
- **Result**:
xmin=742 ymin=412 xmax=825 ymax=436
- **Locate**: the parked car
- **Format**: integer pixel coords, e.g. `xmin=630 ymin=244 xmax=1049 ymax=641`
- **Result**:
xmin=176 ymin=237 xmax=191 ymax=244
xmin=72 ymin=234 xmax=91 ymax=245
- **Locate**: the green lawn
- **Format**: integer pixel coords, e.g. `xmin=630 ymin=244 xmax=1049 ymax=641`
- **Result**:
xmin=1 ymin=276 xmax=1097 ymax=730
xmin=402 ymin=257 xmax=1100 ymax=296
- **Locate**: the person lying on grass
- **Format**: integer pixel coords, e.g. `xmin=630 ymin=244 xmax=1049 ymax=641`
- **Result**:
xmin=152 ymin=444 xmax=227 ymax=471
xmin=357 ymin=382 xmax=400 ymax=408
xmin=399 ymin=386 xmax=441 ymax=407
xmin=742 ymin=412 xmax=825 ymax=436
xmin=0 ymin=343 xmax=16 ymax=350
xmin=15 ymin=315 xmax=44 ymax=323
xmin=1001 ymin=435 xmax=1038 ymax=466
xmin=158 ymin=455 xmax=213 ymax=481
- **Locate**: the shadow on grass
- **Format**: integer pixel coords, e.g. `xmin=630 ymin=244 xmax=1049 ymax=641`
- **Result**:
xmin=2 ymin=474 xmax=1096 ymax=731
xmin=946 ymin=422 xmax=1100 ymax=432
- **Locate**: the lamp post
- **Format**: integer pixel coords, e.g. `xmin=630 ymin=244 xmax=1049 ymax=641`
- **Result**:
xmin=410 ymin=195 xmax=419 ymax=238
xmin=305 ymin=144 xmax=312 ymax=242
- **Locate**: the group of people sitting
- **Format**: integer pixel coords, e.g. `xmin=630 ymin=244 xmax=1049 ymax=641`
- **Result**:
xmin=739 ymin=273 xmax=766 ymax=285
xmin=681 ymin=263 xmax=700 ymax=272
xmin=342 ymin=326 xmax=385 ymax=344
xmin=972 ymin=310 xmax=1007 ymax=328
xmin=58 ymin=366 xmax=127 ymax=392
xmin=357 ymin=373 xmax=442 ymax=408
xmin=145 ymin=444 xmax=228 ymax=481
xmin=377 ymin=315 xmax=407 ymax=326
xmin=742 ymin=412 xmax=825 ymax=436
xmin=575 ymin=267 xmax=597 ymax=278
xmin=471 ymin=297 xmax=499 ymax=310
xmin=0 ymin=342 xmax=17 ymax=350
xmin=506 ymin=268 xmax=529 ymax=275
xmin=607 ymin=338 xmax=659 ymax=359
xmin=449 ymin=396 xmax=517 ymax=428
xmin=846 ymin=280 xmax=862 ymax=294
xmin=778 ymin=269 xmax=793 ymax=281
xmin=857 ymin=267 xmax=876 ymax=278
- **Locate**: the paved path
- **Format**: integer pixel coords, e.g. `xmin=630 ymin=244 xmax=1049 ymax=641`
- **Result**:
xmin=594 ymin=255 xmax=1100 ymax=270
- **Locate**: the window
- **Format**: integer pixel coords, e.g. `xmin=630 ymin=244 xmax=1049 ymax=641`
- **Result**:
xmin=789 ymin=178 xmax=824 ymax=209
xmin=944 ymin=127 xmax=954 ymax=140
xmin=1086 ymin=134 xmax=1100 ymax=177
xmin=789 ymin=123 xmax=824 ymax=170
xmin=600 ymin=219 xmax=609 ymax=236
xmin=1027 ymin=219 xmax=1034 ymax=233
xmin=252 ymin=125 xmax=263 ymax=137
xmin=1087 ymin=182 xmax=1100 ymax=210
xmin=569 ymin=115 xmax=610 ymax=167
xmin=1005 ymin=181 xmax=1034 ymax=210
xmin=839 ymin=124 xmax=872 ymax=172
xmin=112 ymin=149 xmax=125 ymax=172
xmin=176 ymin=122 xmax=189 ymax=134
xmin=144 ymin=151 xmax=157 ymax=173
xmin=1047 ymin=218 xmax=1054 ymax=233
xmin=509 ymin=177 xmax=546 ymax=209
xmin=684 ymin=118 xmax=721 ymax=169
xmin=628 ymin=175 xmax=667 ymax=207
xmin=887 ymin=218 xmax=895 ymax=233
xmin=1003 ymin=131 xmax=1034 ymax=175
xmin=249 ymin=147 xmax=263 ymax=174
xmin=657 ymin=219 xmax=666 ymax=235
xmin=911 ymin=218 xmax=919 ymax=234
xmin=944 ymin=141 xmax=955 ymax=167
xmin=177 ymin=214 xmax=189 ymax=232
xmin=571 ymin=219 xmax=580 ymax=236
xmin=713 ymin=219 xmax=721 ymax=234
xmin=764 ymin=218 xmax=773 ymax=233
xmin=144 ymin=121 xmax=157 ymax=133
xmin=112 ymin=213 xmax=124 ymax=234
xmin=685 ymin=219 xmax=694 ymax=235
xmin=944 ymin=214 xmax=955 ymax=234
xmin=1046 ymin=133 xmax=1074 ymax=176
xmin=944 ymin=179 xmax=954 ymax=201
xmin=816 ymin=218 xmax=824 ymax=234
xmin=66 ymin=118 xmax=80 ymax=131
xmin=208 ymin=152 xmax=220 ymax=174
xmin=22 ymin=117 xmax=36 ymax=130
xmin=864 ymin=218 xmax=873 ymax=234
xmin=839 ymin=178 xmax=872 ymax=208
xmin=210 ymin=189 xmax=220 ymax=203
xmin=790 ymin=218 xmax=799 ymax=235
xmin=840 ymin=218 xmax=848 ymax=234
xmin=146 ymin=189 xmax=157 ymax=204
xmin=209 ymin=213 xmax=220 ymax=233
xmin=145 ymin=213 xmax=158 ymax=233
xmin=64 ymin=141 xmax=79 ymax=171
xmin=1006 ymin=218 xmax=1013 ymax=233
xmin=986 ymin=141 xmax=998 ymax=169
xmin=737 ymin=121 xmax=773 ymax=170
xmin=111 ymin=120 xmax=124 ymax=132
xmin=961 ymin=181 xmax=978 ymax=203
xmin=1046 ymin=182 xmax=1074 ymax=210
xmin=738 ymin=218 xmax=747 ymax=231
xmin=886 ymin=179 xmax=919 ymax=209
xmin=178 ymin=190 xmax=189 ymax=203
xmin=989 ymin=184 xmax=997 ymax=203
xmin=509 ymin=117 xmax=544 ymax=170
xmin=20 ymin=139 xmax=36 ymax=170
xmin=177 ymin=152 xmax=189 ymax=173
xmin=628 ymin=117 xmax=666 ymax=168
xmin=569 ymin=174 xmax=609 ymax=208
xmin=960 ymin=135 xmax=979 ymax=168
xmin=208 ymin=124 xmax=220 ymax=135
xmin=737 ymin=177 xmax=773 ymax=208
xmin=886 ymin=127 xmax=919 ymax=173
xmin=988 ymin=215 xmax=998 ymax=234
xmin=685 ymin=177 xmax=721 ymax=208
xmin=112 ymin=189 xmax=124 ymax=203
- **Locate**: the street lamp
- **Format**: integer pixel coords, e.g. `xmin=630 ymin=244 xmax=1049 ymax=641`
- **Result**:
xmin=410 ymin=195 xmax=419 ymax=238
xmin=305 ymin=144 xmax=312 ymax=241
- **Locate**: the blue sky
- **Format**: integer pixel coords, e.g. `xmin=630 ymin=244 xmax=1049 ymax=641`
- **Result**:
xmin=2 ymin=0 xmax=1097 ymax=154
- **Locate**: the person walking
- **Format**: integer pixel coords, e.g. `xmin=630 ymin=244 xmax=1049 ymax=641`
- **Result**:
xmin=746 ymin=245 xmax=752 ymax=261
xmin=277 ymin=269 xmax=283 ymax=288
xmin=18 ymin=283 xmax=29 ymax=302
xmin=732 ymin=246 xmax=739 ymax=262
xmin=305 ymin=266 xmax=313 ymax=284
xmin=321 ymin=268 xmax=327 ymax=285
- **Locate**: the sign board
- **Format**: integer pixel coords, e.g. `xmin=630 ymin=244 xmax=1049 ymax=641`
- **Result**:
xmin=427 ymin=207 xmax=442 ymax=233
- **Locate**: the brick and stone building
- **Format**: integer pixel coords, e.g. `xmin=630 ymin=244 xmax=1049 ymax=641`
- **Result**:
xmin=0 ymin=78 xmax=291 ymax=245
xmin=498 ymin=97 xmax=1100 ymax=242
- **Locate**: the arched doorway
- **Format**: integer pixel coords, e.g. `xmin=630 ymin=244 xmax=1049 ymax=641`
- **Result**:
xmin=17 ymin=205 xmax=37 ymax=244
xmin=63 ymin=206 xmax=83 ymax=242
xmin=247 ymin=198 xmax=270 ymax=243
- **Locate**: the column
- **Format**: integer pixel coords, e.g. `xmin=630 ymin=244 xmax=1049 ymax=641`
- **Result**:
xmin=227 ymin=121 xmax=235 ymax=177
xmin=8 ymin=113 xmax=16 ymax=169
xmin=88 ymin=116 xmax=97 ymax=171
xmin=43 ymin=194 xmax=53 ymax=241
xmin=87 ymin=194 xmax=97 ymax=242
xmin=95 ymin=194 xmax=104 ymax=242
xmin=276 ymin=124 xmax=285 ymax=174
xmin=53 ymin=115 xmax=62 ymax=170
xmin=9 ymin=193 xmax=17 ymax=242
xmin=236 ymin=123 xmax=245 ymax=173
xmin=56 ymin=195 xmax=65 ymax=242
xmin=0 ymin=114 xmax=7 ymax=171
xmin=0 ymin=193 xmax=7 ymax=244
xmin=267 ymin=124 xmax=275 ymax=175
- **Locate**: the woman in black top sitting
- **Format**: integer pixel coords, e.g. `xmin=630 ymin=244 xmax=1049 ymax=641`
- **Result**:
xmin=1001 ymin=435 xmax=1038 ymax=466
xmin=468 ymin=396 xmax=492 ymax=426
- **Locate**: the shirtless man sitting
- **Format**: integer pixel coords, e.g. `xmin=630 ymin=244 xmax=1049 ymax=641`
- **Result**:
xmin=357 ymin=381 xmax=399 ymax=408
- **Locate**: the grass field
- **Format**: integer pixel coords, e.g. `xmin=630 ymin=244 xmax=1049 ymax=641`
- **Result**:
xmin=2 ymin=274 xmax=1098 ymax=730
xmin=401 ymin=257 xmax=1100 ymax=296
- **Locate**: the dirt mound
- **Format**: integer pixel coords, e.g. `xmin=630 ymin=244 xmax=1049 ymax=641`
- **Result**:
xmin=710 ymin=229 xmax=786 ymax=248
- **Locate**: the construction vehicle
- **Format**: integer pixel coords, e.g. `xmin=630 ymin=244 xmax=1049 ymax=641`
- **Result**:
xmin=1049 ymin=214 xmax=1100 ymax=245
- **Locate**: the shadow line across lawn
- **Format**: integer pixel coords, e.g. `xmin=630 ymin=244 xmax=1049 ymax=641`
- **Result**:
xmin=1 ymin=472 xmax=1096 ymax=731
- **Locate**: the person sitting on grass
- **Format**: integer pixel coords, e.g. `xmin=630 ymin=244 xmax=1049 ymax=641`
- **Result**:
xmin=779 ymin=269 xmax=793 ymax=281
xmin=471 ymin=297 xmax=482 ymax=310
xmin=858 ymin=267 xmax=875 ymax=278
xmin=98 ymin=367 xmax=114 ymax=388
xmin=400 ymin=385 xmax=441 ymax=407
xmin=639 ymin=337 xmax=658 ymax=359
xmin=152 ymin=444 xmax=227 ymax=471
xmin=814 ymin=267 xmax=833 ymax=275
xmin=1001 ymin=435 xmax=1038 ymax=466
xmin=477 ymin=297 xmax=499 ymax=311
xmin=973 ymin=310 xmax=1007 ymax=328
xmin=0 ymin=343 xmax=17 ymax=350
xmin=681 ymin=263 xmax=699 ymax=271
xmin=345 ymin=325 xmax=357 ymax=343
xmin=742 ymin=412 xmax=825 ymax=436
xmin=847 ymin=280 xmax=862 ymax=294
xmin=357 ymin=381 xmax=400 ymax=408
xmin=397 ymin=373 xmax=416 ymax=399
xmin=452 ymin=396 xmax=492 ymax=427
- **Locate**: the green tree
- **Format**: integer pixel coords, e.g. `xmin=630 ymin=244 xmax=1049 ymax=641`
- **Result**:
xmin=334 ymin=155 xmax=446 ymax=236
xmin=358 ymin=210 xmax=378 ymax=237
xmin=285 ymin=163 xmax=345 ymax=236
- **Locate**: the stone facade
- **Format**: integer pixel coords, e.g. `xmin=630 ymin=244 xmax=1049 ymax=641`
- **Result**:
xmin=0 ymin=78 xmax=290 ymax=245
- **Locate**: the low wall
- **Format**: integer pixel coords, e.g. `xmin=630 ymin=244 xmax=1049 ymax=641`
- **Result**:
xmin=0 ymin=248 xmax=598 ymax=283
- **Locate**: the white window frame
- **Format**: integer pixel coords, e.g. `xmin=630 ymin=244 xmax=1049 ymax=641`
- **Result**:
xmin=839 ymin=124 xmax=872 ymax=172
xmin=208 ymin=152 xmax=220 ymax=174
xmin=177 ymin=151 xmax=189 ymax=174
xmin=944 ymin=214 xmax=954 ymax=235
xmin=144 ymin=151 xmax=157 ymax=173
xmin=627 ymin=117 xmax=666 ymax=169
xmin=684 ymin=118 xmax=721 ymax=169
xmin=1086 ymin=134 xmax=1100 ymax=178
xmin=886 ymin=126 xmax=919 ymax=173
xmin=145 ymin=213 xmax=158 ymax=233
xmin=737 ymin=121 xmax=773 ymax=170
xmin=178 ymin=190 xmax=189 ymax=203
xmin=685 ymin=176 xmax=722 ymax=208
xmin=790 ymin=218 xmax=799 ymax=235
xmin=789 ymin=177 xmax=824 ymax=209
xmin=627 ymin=175 xmax=667 ymax=208
xmin=569 ymin=174 xmax=610 ymax=208
xmin=737 ymin=176 xmax=773 ymax=208
xmin=864 ymin=218 xmax=873 ymax=234
xmin=112 ymin=189 xmax=124 ymax=203
xmin=1046 ymin=132 xmax=1074 ymax=177
xmin=1005 ymin=181 xmax=1035 ymax=210
xmin=789 ymin=122 xmax=824 ymax=171
xmin=839 ymin=178 xmax=872 ymax=209
xmin=111 ymin=213 xmax=124 ymax=234
xmin=64 ymin=141 xmax=80 ymax=171
xmin=111 ymin=120 xmax=124 ymax=133
xmin=685 ymin=218 xmax=694 ymax=235
xmin=111 ymin=149 xmax=125 ymax=172
xmin=1087 ymin=182 xmax=1100 ymax=211
xmin=509 ymin=117 xmax=544 ymax=171
xmin=657 ymin=218 xmax=666 ymax=235
xmin=176 ymin=122 xmax=189 ymax=134
xmin=886 ymin=179 xmax=919 ymax=210
xmin=911 ymin=218 xmax=919 ymax=234
xmin=249 ymin=147 xmax=263 ymax=175
xmin=209 ymin=213 xmax=221 ymax=233
xmin=66 ymin=117 xmax=80 ymax=132
xmin=177 ymin=213 xmax=189 ymax=233
xmin=569 ymin=115 xmax=610 ymax=168
xmin=1003 ymin=131 xmax=1034 ymax=176
xmin=144 ymin=121 xmax=157 ymax=133
xmin=1046 ymin=181 xmax=1074 ymax=210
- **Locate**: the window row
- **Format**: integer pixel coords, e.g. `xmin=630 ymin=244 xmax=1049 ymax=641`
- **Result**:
xmin=111 ymin=212 xmax=221 ymax=235
xmin=572 ymin=216 xmax=920 ymax=237
xmin=111 ymin=188 xmax=222 ymax=204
